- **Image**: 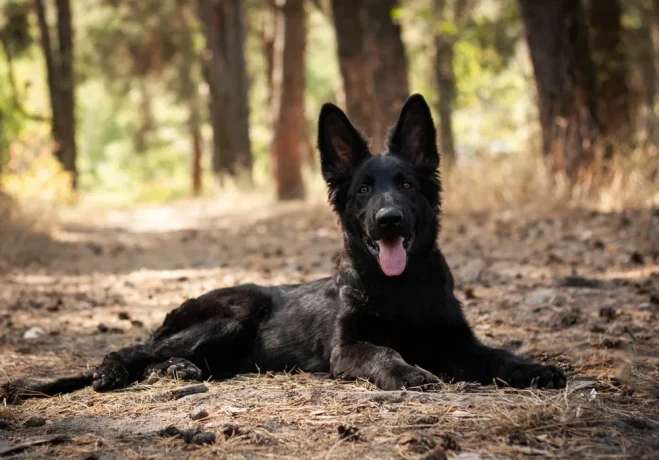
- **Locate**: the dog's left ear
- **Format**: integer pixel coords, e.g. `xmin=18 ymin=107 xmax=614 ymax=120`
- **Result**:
xmin=388 ymin=94 xmax=439 ymax=169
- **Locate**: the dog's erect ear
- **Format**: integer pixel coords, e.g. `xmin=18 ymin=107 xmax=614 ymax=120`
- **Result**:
xmin=388 ymin=94 xmax=439 ymax=169
xmin=318 ymin=103 xmax=370 ymax=181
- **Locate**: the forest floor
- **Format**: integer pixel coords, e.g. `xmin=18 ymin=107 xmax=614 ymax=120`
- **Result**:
xmin=0 ymin=197 xmax=658 ymax=459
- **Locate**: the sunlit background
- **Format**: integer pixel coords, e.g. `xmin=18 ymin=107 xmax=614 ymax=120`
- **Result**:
xmin=1 ymin=0 xmax=657 ymax=210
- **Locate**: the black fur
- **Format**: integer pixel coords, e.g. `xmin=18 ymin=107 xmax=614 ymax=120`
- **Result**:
xmin=14 ymin=95 xmax=565 ymax=397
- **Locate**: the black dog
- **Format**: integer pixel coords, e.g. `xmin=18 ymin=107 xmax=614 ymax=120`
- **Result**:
xmin=16 ymin=95 xmax=565 ymax=397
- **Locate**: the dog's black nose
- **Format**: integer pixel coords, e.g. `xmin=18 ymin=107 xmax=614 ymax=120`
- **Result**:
xmin=376 ymin=207 xmax=403 ymax=228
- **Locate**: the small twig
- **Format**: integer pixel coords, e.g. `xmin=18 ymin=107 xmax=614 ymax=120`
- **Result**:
xmin=170 ymin=383 xmax=208 ymax=399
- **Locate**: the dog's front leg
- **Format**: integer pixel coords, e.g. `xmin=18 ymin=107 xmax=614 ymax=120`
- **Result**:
xmin=330 ymin=342 xmax=438 ymax=390
xmin=456 ymin=341 xmax=566 ymax=389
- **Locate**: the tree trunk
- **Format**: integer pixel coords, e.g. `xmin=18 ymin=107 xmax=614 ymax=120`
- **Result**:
xmin=54 ymin=0 xmax=77 ymax=187
xmin=432 ymin=0 xmax=457 ymax=165
xmin=178 ymin=1 xmax=204 ymax=196
xmin=650 ymin=0 xmax=659 ymax=114
xmin=642 ymin=0 xmax=659 ymax=140
xmin=262 ymin=0 xmax=278 ymax=127
xmin=271 ymin=0 xmax=306 ymax=200
xmin=653 ymin=0 xmax=659 ymax=89
xmin=35 ymin=0 xmax=78 ymax=188
xmin=586 ymin=0 xmax=630 ymax=143
xmin=518 ymin=0 xmax=601 ymax=177
xmin=331 ymin=0 xmax=373 ymax=134
xmin=362 ymin=0 xmax=409 ymax=151
xmin=330 ymin=0 xmax=409 ymax=151
xmin=190 ymin=109 xmax=203 ymax=197
xmin=197 ymin=0 xmax=252 ymax=179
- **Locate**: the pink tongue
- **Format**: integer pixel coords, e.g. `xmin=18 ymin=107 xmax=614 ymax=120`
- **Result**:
xmin=376 ymin=237 xmax=407 ymax=276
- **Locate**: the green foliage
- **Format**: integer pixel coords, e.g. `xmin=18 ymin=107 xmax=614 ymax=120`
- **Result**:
xmin=402 ymin=0 xmax=528 ymax=151
xmin=2 ymin=0 xmax=539 ymax=202
xmin=0 ymin=0 xmax=34 ymax=166
xmin=0 ymin=0 xmax=33 ymax=56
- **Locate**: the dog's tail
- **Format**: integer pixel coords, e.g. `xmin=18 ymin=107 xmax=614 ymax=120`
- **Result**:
xmin=2 ymin=371 xmax=94 ymax=403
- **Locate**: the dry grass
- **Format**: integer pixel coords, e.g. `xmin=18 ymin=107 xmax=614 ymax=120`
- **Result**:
xmin=441 ymin=148 xmax=659 ymax=215
xmin=1 ymin=373 xmax=656 ymax=459
xmin=0 ymin=191 xmax=60 ymax=273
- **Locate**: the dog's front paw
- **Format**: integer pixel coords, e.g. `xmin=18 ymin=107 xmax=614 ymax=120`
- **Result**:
xmin=92 ymin=360 xmax=130 ymax=392
xmin=506 ymin=364 xmax=566 ymax=389
xmin=376 ymin=364 xmax=440 ymax=391
xmin=144 ymin=358 xmax=202 ymax=381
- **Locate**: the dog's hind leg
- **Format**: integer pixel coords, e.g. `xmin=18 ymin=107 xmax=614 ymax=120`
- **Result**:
xmin=11 ymin=286 xmax=271 ymax=397
xmin=90 ymin=317 xmax=242 ymax=391
xmin=91 ymin=290 xmax=268 ymax=391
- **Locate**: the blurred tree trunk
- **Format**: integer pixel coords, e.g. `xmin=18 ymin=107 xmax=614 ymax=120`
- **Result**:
xmin=271 ymin=0 xmax=306 ymax=200
xmin=262 ymin=0 xmax=278 ymax=127
xmin=650 ymin=0 xmax=659 ymax=113
xmin=134 ymin=78 xmax=153 ymax=153
xmin=586 ymin=0 xmax=630 ymax=144
xmin=35 ymin=0 xmax=78 ymax=188
xmin=653 ymin=0 xmax=659 ymax=82
xmin=190 ymin=110 xmax=203 ymax=196
xmin=363 ymin=0 xmax=409 ymax=151
xmin=432 ymin=0 xmax=470 ymax=166
xmin=178 ymin=1 xmax=204 ymax=196
xmin=197 ymin=0 xmax=252 ymax=179
xmin=331 ymin=0 xmax=373 ymax=134
xmin=518 ymin=0 xmax=601 ymax=177
xmin=330 ymin=0 xmax=409 ymax=151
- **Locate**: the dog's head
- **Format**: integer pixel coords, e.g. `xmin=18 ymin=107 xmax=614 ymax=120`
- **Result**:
xmin=318 ymin=94 xmax=441 ymax=277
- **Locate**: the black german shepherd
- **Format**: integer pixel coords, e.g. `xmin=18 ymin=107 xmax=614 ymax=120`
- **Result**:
xmin=14 ymin=95 xmax=565 ymax=398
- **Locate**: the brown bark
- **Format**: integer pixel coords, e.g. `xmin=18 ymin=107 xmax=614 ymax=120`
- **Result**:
xmin=178 ymin=2 xmax=204 ymax=196
xmin=271 ymin=0 xmax=306 ymax=200
xmin=518 ymin=0 xmax=601 ymax=177
xmin=54 ymin=0 xmax=77 ymax=187
xmin=362 ymin=0 xmax=409 ymax=151
xmin=330 ymin=0 xmax=409 ymax=151
xmin=190 ymin=110 xmax=203 ymax=197
xmin=262 ymin=0 xmax=278 ymax=127
xmin=35 ymin=0 xmax=78 ymax=188
xmin=653 ymin=0 xmax=659 ymax=85
xmin=432 ymin=0 xmax=462 ymax=165
xmin=586 ymin=0 xmax=630 ymax=141
xmin=650 ymin=0 xmax=659 ymax=112
xmin=331 ymin=0 xmax=373 ymax=134
xmin=197 ymin=0 xmax=252 ymax=178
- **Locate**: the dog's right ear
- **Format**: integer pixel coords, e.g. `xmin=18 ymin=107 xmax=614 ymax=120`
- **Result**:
xmin=317 ymin=103 xmax=370 ymax=185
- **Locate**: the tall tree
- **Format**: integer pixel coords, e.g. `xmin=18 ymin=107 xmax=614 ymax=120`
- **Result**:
xmin=331 ymin=0 xmax=373 ymax=135
xmin=270 ymin=0 xmax=306 ymax=200
xmin=586 ymin=0 xmax=630 ymax=142
xmin=198 ymin=0 xmax=252 ymax=179
xmin=364 ymin=0 xmax=409 ymax=151
xmin=330 ymin=0 xmax=409 ymax=150
xmin=261 ymin=0 xmax=278 ymax=127
xmin=432 ymin=0 xmax=471 ymax=166
xmin=34 ymin=0 xmax=78 ymax=188
xmin=176 ymin=1 xmax=204 ymax=196
xmin=518 ymin=0 xmax=601 ymax=176
xmin=649 ymin=0 xmax=659 ymax=119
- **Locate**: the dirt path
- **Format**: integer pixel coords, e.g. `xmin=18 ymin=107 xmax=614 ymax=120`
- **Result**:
xmin=1 ymin=200 xmax=658 ymax=459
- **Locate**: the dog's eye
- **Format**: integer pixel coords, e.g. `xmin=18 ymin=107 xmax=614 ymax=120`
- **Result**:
xmin=358 ymin=185 xmax=370 ymax=195
xmin=401 ymin=181 xmax=413 ymax=191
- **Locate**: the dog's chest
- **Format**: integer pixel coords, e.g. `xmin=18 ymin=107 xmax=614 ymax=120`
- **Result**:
xmin=358 ymin=289 xmax=464 ymax=365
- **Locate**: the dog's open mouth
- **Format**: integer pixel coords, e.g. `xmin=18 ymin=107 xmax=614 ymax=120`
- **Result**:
xmin=363 ymin=232 xmax=415 ymax=276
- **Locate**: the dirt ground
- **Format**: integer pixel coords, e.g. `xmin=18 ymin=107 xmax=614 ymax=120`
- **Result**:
xmin=1 ymin=198 xmax=658 ymax=459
